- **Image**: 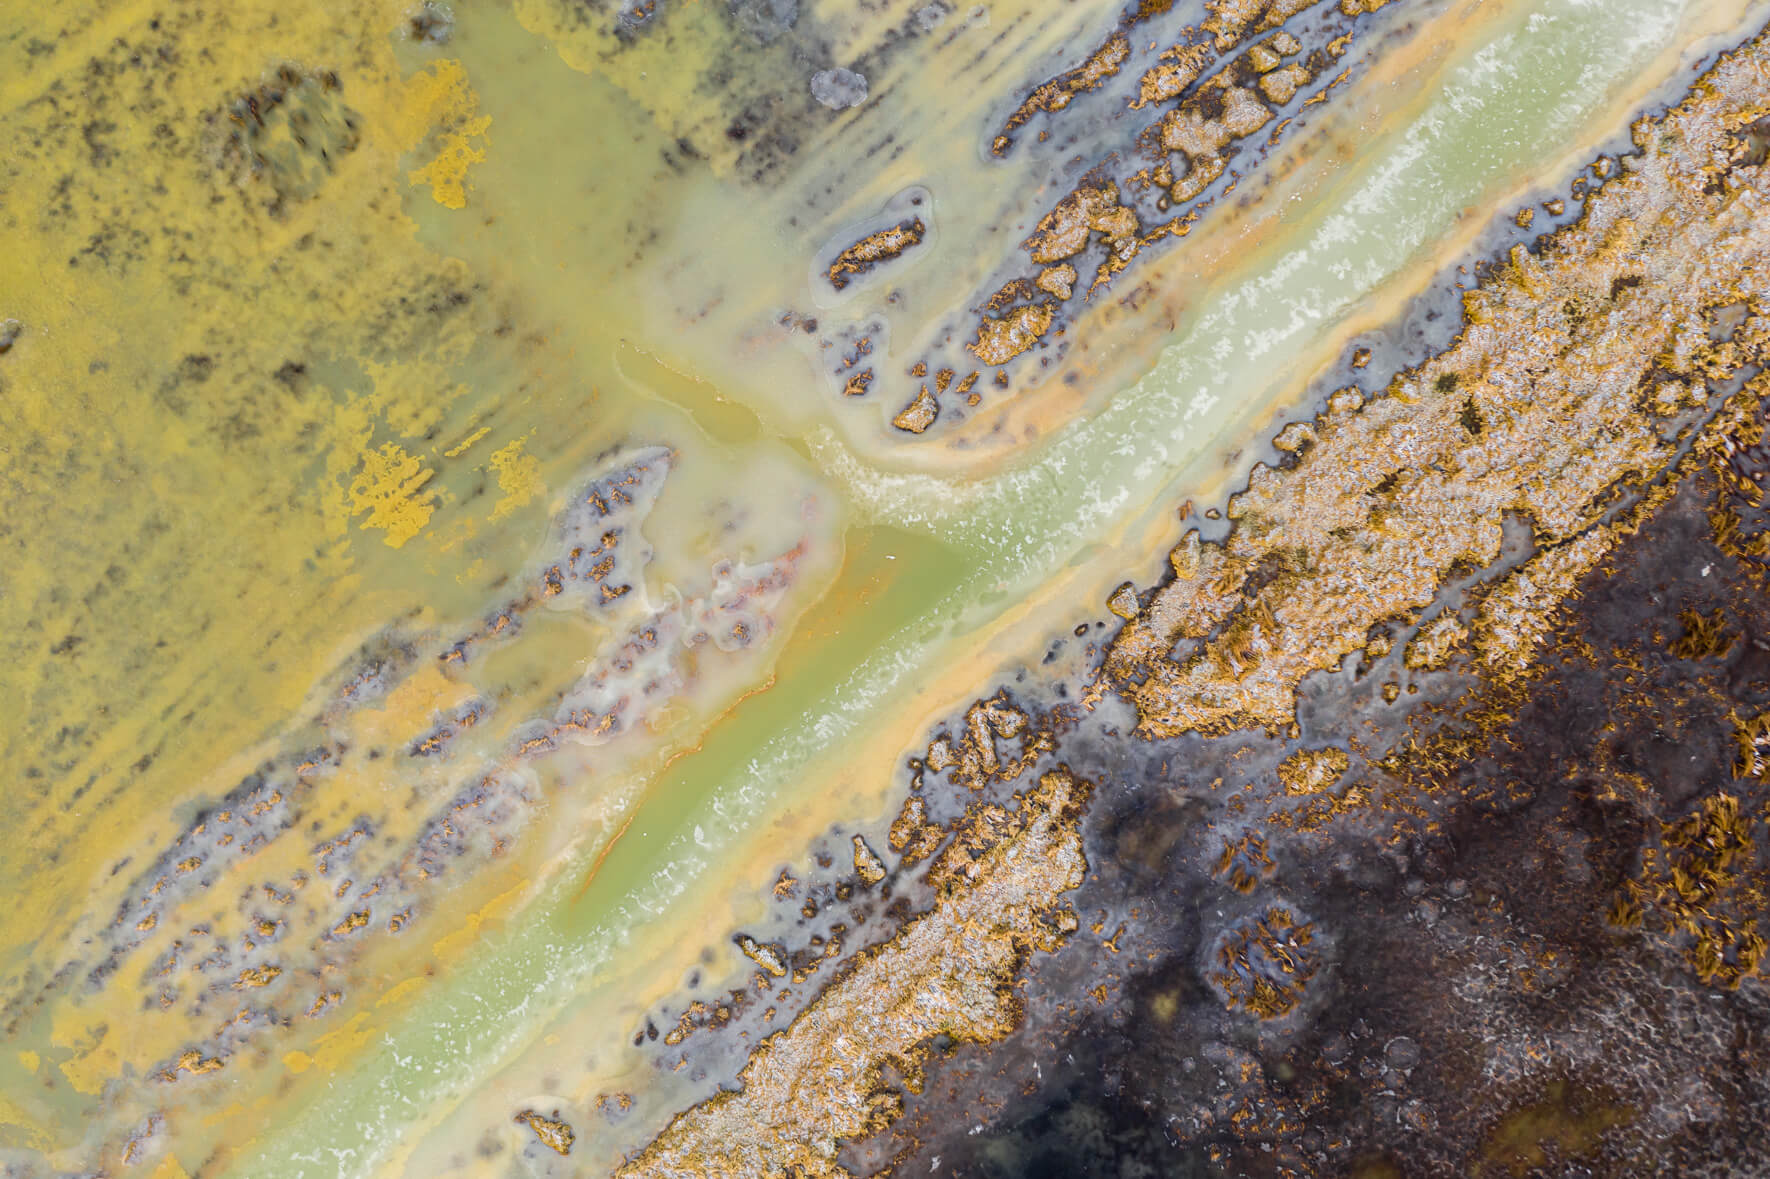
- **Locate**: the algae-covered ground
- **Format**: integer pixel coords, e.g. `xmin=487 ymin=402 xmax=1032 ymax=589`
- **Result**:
xmin=4 ymin=0 xmax=1770 ymax=1175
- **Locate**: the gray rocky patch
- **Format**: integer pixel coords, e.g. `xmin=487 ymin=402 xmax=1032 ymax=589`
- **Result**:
xmin=810 ymin=67 xmax=868 ymax=110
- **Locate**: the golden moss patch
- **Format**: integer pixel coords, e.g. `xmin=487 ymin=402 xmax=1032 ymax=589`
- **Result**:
xmin=1107 ymin=40 xmax=1770 ymax=737
xmin=618 ymin=770 xmax=1091 ymax=1177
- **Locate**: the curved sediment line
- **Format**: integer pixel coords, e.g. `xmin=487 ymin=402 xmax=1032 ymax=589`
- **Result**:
xmin=607 ymin=20 xmax=1770 ymax=1177
xmin=818 ymin=0 xmax=1725 ymax=573
xmin=233 ymin=3 xmax=1767 ymax=1174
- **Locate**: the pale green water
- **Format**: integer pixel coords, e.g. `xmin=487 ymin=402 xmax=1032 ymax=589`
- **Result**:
xmin=246 ymin=0 xmax=1759 ymax=1172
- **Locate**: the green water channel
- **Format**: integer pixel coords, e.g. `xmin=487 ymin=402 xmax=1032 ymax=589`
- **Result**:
xmin=250 ymin=0 xmax=1755 ymax=1172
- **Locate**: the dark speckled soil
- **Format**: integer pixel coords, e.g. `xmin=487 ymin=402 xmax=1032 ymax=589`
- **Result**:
xmin=852 ymin=412 xmax=1770 ymax=1178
